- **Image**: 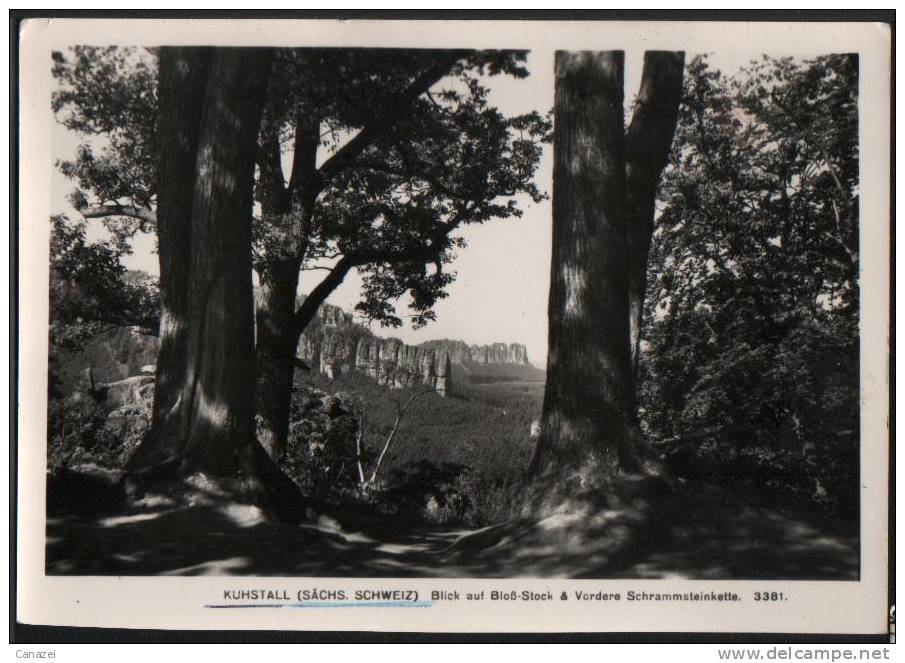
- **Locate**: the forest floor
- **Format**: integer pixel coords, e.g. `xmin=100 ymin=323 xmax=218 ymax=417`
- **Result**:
xmin=45 ymin=465 xmax=859 ymax=579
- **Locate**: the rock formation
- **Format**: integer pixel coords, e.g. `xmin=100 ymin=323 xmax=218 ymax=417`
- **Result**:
xmin=296 ymin=302 xmax=534 ymax=397
xmin=419 ymin=339 xmax=530 ymax=365
xmin=300 ymin=329 xmax=453 ymax=396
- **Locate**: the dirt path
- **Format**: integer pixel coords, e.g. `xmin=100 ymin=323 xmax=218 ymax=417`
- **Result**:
xmin=45 ymin=470 xmax=858 ymax=579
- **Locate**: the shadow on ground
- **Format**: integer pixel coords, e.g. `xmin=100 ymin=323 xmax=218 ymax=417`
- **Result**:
xmin=45 ymin=469 xmax=858 ymax=579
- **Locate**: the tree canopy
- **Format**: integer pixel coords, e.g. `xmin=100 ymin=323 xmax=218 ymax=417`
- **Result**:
xmin=639 ymin=54 xmax=859 ymax=515
xmin=49 ymin=214 xmax=159 ymax=351
xmin=52 ymin=46 xmax=550 ymax=326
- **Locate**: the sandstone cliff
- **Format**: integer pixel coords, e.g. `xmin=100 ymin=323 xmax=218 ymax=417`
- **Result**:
xmin=296 ymin=304 xmax=453 ymax=396
xmin=419 ymin=339 xmax=529 ymax=365
xmin=296 ymin=302 xmax=533 ymax=396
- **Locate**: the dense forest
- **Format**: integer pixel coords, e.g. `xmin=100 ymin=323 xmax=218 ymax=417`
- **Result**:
xmin=45 ymin=47 xmax=861 ymax=578
xmin=640 ymin=54 xmax=860 ymax=518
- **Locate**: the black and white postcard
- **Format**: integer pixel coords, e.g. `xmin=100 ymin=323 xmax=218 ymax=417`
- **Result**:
xmin=15 ymin=16 xmax=892 ymax=636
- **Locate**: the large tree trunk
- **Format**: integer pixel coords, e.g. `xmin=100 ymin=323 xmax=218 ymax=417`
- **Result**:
xmin=528 ymin=51 xmax=676 ymax=517
xmin=530 ymin=51 xmax=635 ymax=495
xmin=177 ymin=47 xmax=271 ymax=473
xmin=254 ymin=117 xmax=320 ymax=461
xmin=625 ymin=52 xmax=685 ymax=380
xmin=127 ymin=48 xmax=212 ymax=471
xmin=128 ymin=48 xmax=304 ymax=521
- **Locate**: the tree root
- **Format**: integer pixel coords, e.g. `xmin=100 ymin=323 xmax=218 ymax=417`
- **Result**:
xmin=434 ymin=455 xmax=676 ymax=577
xmin=122 ymin=438 xmax=308 ymax=524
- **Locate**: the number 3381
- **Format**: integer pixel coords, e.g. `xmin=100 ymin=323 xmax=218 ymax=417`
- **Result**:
xmin=754 ymin=592 xmax=786 ymax=601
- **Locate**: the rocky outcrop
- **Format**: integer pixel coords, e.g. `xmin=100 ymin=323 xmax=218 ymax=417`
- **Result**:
xmin=300 ymin=329 xmax=453 ymax=397
xmin=101 ymin=374 xmax=155 ymax=414
xmin=418 ymin=339 xmax=530 ymax=365
xmin=296 ymin=302 xmax=535 ymax=396
xmin=435 ymin=351 xmax=452 ymax=396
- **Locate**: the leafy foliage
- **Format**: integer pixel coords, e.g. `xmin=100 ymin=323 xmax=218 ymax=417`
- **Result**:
xmin=47 ymin=389 xmax=153 ymax=472
xmin=47 ymin=211 xmax=159 ymax=472
xmin=279 ymin=386 xmax=362 ymax=497
xmin=268 ymin=48 xmax=551 ymax=328
xmin=639 ymin=55 xmax=859 ymax=517
xmin=53 ymin=46 xmax=550 ymax=330
xmin=52 ymin=47 xmax=157 ymax=234
xmin=49 ymin=214 xmax=160 ymax=352
xmin=47 ymin=392 xmax=110 ymax=470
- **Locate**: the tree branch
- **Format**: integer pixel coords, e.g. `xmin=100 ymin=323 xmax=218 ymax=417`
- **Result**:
xmin=79 ymin=204 xmax=156 ymax=225
xmin=316 ymin=51 xmax=468 ymax=185
xmin=287 ymin=113 xmax=322 ymax=196
xmin=295 ymin=256 xmax=357 ymax=332
xmin=624 ymin=51 xmax=685 ymax=378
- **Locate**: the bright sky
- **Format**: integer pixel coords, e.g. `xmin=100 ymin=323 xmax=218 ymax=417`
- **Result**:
xmin=50 ymin=49 xmax=794 ymax=367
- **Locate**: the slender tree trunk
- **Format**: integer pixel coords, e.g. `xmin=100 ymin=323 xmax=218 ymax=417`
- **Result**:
xmin=256 ymin=253 xmax=357 ymax=459
xmin=254 ymin=118 xmax=320 ymax=461
xmin=625 ymin=51 xmax=685 ymax=380
xmin=259 ymin=236 xmax=450 ymax=459
xmin=530 ymin=51 xmax=635 ymax=491
xmin=256 ymin=258 xmax=305 ymax=459
xmin=358 ymin=389 xmax=437 ymax=487
xmin=127 ymin=47 xmax=212 ymax=471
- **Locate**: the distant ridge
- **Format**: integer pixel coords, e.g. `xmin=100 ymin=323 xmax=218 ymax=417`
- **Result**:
xmin=294 ymin=300 xmax=543 ymax=393
xmin=418 ymin=339 xmax=531 ymax=366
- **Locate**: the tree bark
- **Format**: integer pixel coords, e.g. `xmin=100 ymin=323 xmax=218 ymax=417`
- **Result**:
xmin=254 ymin=117 xmax=320 ymax=461
xmin=529 ymin=51 xmax=679 ymax=515
xmin=625 ymin=51 xmax=685 ymax=380
xmin=256 ymin=264 xmax=302 ymax=461
xmin=177 ymin=47 xmax=270 ymax=465
xmin=128 ymin=48 xmax=304 ymax=521
xmin=127 ymin=47 xmax=212 ymax=471
xmin=530 ymin=51 xmax=635 ymax=490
